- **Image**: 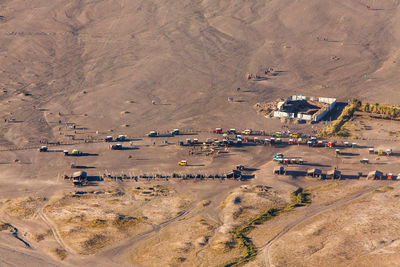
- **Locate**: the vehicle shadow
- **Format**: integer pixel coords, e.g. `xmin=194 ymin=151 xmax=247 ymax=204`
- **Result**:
xmin=87 ymin=176 xmax=103 ymax=181
xmin=243 ymin=167 xmax=259 ymax=172
xmin=341 ymin=175 xmax=360 ymax=180
xmin=80 ymin=153 xmax=99 ymax=156
xmin=340 ymin=152 xmax=360 ymax=156
xmin=72 ymin=165 xmax=96 ymax=169
xmin=66 ymin=153 xmax=99 ymax=156
xmin=241 ymin=174 xmax=255 ymax=180
xmin=253 ymin=77 xmax=269 ymax=81
xmin=302 ymin=163 xmax=331 ymax=167
xmin=113 ymin=147 xmax=138 ymax=150
xmin=285 ymin=170 xmax=307 ymax=177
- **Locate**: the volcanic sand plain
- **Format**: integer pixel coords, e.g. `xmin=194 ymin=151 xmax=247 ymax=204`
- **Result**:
xmin=2 ymin=0 xmax=400 ymax=266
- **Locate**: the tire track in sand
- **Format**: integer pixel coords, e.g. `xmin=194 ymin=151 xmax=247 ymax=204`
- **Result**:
xmin=262 ymin=184 xmax=383 ymax=267
xmin=37 ymin=203 xmax=75 ymax=255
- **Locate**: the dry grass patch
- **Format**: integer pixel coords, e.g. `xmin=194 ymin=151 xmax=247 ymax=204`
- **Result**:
xmin=30 ymin=230 xmax=51 ymax=242
xmin=81 ymin=234 xmax=110 ymax=254
xmin=0 ymin=221 xmax=10 ymax=231
xmin=373 ymin=186 xmax=394 ymax=193
xmin=129 ymin=214 xmax=219 ymax=266
xmin=112 ymin=215 xmax=146 ymax=231
xmin=202 ymin=200 xmax=211 ymax=207
xmin=86 ymin=219 xmax=108 ymax=229
xmin=3 ymin=196 xmax=45 ymax=218
xmin=42 ymin=186 xmax=190 ymax=254
xmin=311 ymin=182 xmax=339 ymax=191
xmin=50 ymin=247 xmax=68 ymax=261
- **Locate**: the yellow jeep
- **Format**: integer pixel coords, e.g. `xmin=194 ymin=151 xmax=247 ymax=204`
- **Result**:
xmin=242 ymin=129 xmax=251 ymax=135
xmin=178 ymin=160 xmax=187 ymax=166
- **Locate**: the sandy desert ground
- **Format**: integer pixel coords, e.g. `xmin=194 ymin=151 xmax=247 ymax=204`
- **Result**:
xmin=2 ymin=0 xmax=400 ymax=266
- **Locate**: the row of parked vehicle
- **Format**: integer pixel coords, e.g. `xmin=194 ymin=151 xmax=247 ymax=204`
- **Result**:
xmin=147 ymin=129 xmax=180 ymax=137
xmin=273 ymin=153 xmax=304 ymax=165
xmin=212 ymin=128 xmax=298 ymax=137
xmin=105 ymin=135 xmax=128 ymax=142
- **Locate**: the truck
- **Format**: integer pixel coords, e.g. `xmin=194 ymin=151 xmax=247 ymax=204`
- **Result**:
xmin=213 ymin=128 xmax=222 ymax=134
xmin=273 ymin=153 xmax=284 ymax=161
xmin=178 ymin=160 xmax=188 ymax=166
xmin=272 ymin=132 xmax=282 ymax=137
xmin=226 ymin=170 xmax=242 ymax=179
xmin=273 ymin=166 xmax=285 ymax=175
xmin=315 ymin=141 xmax=325 ymax=147
xmin=147 ymin=131 xmax=157 ymax=137
xmin=116 ymin=135 xmax=127 ymax=141
xmin=39 ymin=146 xmax=48 ymax=152
xmin=242 ymin=129 xmax=251 ymax=135
xmin=110 ymin=144 xmax=123 ymax=150
xmin=307 ymin=137 xmax=317 ymax=147
xmin=70 ymin=149 xmax=82 ymax=156
xmin=72 ymin=171 xmax=87 ymax=186
xmin=64 ymin=149 xmax=82 ymax=156
xmin=171 ymin=129 xmax=180 ymax=135
xmin=236 ymin=165 xmax=245 ymax=171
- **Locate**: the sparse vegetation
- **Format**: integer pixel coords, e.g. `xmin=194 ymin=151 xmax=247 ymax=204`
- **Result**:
xmin=320 ymin=99 xmax=360 ymax=137
xmin=232 ymin=207 xmax=243 ymax=219
xmin=321 ymin=99 xmax=400 ymax=138
xmin=0 ymin=221 xmax=10 ymax=231
xmin=311 ymin=183 xmax=339 ymax=191
xmin=86 ymin=219 xmax=108 ymax=229
xmin=360 ymin=102 xmax=400 ymax=118
xmin=175 ymin=256 xmax=186 ymax=262
xmin=3 ymin=196 xmax=45 ymax=218
xmin=373 ymin=186 xmax=394 ymax=193
xmin=40 ymin=186 xmax=188 ymax=255
xmin=223 ymin=188 xmax=311 ymax=266
xmin=112 ymin=215 xmax=145 ymax=231
xmin=31 ymin=231 xmax=49 ymax=242
xmin=81 ymin=234 xmax=109 ymax=254
xmin=51 ymin=247 xmax=68 ymax=260
xmin=286 ymin=187 xmax=312 ymax=210
xmin=202 ymin=200 xmax=212 ymax=207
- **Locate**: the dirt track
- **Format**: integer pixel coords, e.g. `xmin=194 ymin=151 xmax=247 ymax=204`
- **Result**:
xmin=261 ymin=183 xmax=386 ymax=267
xmin=37 ymin=203 xmax=75 ymax=255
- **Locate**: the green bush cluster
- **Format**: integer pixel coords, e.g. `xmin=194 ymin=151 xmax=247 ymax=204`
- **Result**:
xmin=360 ymin=102 xmax=400 ymax=117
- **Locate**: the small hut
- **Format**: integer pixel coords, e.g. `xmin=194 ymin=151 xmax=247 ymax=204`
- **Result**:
xmin=273 ymin=166 xmax=285 ymax=175
xmin=367 ymin=170 xmax=383 ymax=180
xmin=326 ymin=169 xmax=341 ymax=179
xmin=307 ymin=168 xmax=322 ymax=178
